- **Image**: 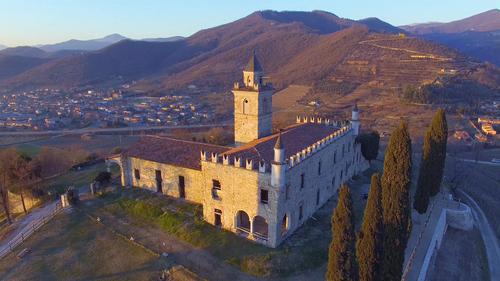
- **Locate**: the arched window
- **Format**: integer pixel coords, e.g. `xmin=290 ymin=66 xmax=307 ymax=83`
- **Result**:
xmin=253 ymin=216 xmax=268 ymax=239
xmin=236 ymin=211 xmax=250 ymax=234
xmin=243 ymin=99 xmax=250 ymax=114
xmin=281 ymin=215 xmax=289 ymax=236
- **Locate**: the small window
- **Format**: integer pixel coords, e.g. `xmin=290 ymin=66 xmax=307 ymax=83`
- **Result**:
xmin=134 ymin=169 xmax=140 ymax=180
xmin=300 ymin=173 xmax=305 ymax=189
xmin=332 ymin=177 xmax=336 ymax=188
xmin=340 ymin=170 xmax=343 ymax=181
xmin=333 ymin=152 xmax=337 ymax=164
xmin=318 ymin=161 xmax=322 ymax=175
xmin=285 ymin=184 xmax=290 ymax=200
xmin=214 ymin=209 xmax=222 ymax=227
xmin=212 ymin=179 xmax=221 ymax=200
xmin=299 ymin=205 xmax=303 ymax=220
xmin=260 ymin=189 xmax=269 ymax=204
xmin=316 ymin=189 xmax=320 ymax=205
xmin=212 ymin=180 xmax=221 ymax=190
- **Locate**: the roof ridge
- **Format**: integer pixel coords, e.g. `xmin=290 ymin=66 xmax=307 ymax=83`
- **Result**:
xmin=146 ymin=135 xmax=230 ymax=149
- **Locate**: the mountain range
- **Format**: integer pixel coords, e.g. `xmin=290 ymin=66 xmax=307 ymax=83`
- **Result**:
xmin=400 ymin=9 xmax=500 ymax=66
xmin=0 ymin=9 xmax=498 ymax=97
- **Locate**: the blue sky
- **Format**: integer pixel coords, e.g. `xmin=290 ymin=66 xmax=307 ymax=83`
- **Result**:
xmin=0 ymin=0 xmax=497 ymax=46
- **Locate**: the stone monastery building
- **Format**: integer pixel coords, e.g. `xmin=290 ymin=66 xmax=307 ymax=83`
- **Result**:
xmin=110 ymin=54 xmax=368 ymax=247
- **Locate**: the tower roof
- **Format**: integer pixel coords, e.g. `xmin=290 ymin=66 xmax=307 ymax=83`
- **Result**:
xmin=244 ymin=52 xmax=263 ymax=72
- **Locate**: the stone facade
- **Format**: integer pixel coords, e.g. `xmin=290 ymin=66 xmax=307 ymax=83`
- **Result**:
xmin=233 ymin=89 xmax=273 ymax=145
xmin=110 ymin=54 xmax=368 ymax=248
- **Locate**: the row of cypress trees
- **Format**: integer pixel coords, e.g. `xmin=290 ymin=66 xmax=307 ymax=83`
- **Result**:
xmin=326 ymin=121 xmax=413 ymax=281
xmin=413 ymin=109 xmax=448 ymax=214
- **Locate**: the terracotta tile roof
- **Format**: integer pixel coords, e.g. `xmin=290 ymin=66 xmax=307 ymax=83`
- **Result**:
xmin=223 ymin=123 xmax=340 ymax=164
xmin=123 ymin=136 xmax=229 ymax=170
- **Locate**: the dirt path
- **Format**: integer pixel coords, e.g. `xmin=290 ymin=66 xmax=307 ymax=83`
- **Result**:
xmin=0 ymin=200 xmax=59 ymax=258
xmin=458 ymin=189 xmax=500 ymax=281
xmin=358 ymin=38 xmax=452 ymax=61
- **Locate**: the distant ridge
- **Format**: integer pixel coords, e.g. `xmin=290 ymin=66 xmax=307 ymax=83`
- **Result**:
xmin=401 ymin=9 xmax=500 ymax=66
xmin=0 ymin=10 xmax=498 ymax=94
xmin=401 ymin=9 xmax=500 ymax=34
xmin=38 ymin=34 xmax=128 ymax=52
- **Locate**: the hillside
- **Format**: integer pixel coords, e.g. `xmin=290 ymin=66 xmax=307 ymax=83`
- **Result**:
xmin=401 ymin=9 xmax=500 ymax=34
xmin=0 ymin=55 xmax=51 ymax=81
xmin=0 ymin=10 xmax=497 ymax=97
xmin=401 ymin=10 xmax=500 ymax=67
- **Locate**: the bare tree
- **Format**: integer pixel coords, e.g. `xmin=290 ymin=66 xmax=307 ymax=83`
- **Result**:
xmin=0 ymin=148 xmax=17 ymax=223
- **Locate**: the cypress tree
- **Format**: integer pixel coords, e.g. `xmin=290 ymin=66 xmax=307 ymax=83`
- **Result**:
xmin=326 ymin=184 xmax=357 ymax=281
xmin=357 ymin=173 xmax=383 ymax=281
xmin=381 ymin=122 xmax=412 ymax=281
xmin=413 ymin=109 xmax=448 ymax=213
xmin=428 ymin=109 xmax=448 ymax=196
xmin=413 ymin=129 xmax=432 ymax=214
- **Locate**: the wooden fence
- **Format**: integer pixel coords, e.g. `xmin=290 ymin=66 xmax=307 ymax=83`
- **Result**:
xmin=0 ymin=201 xmax=63 ymax=259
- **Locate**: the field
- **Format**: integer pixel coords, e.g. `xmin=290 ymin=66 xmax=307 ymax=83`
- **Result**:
xmin=12 ymin=134 xmax=142 ymax=157
xmin=0 ymin=209 xmax=163 ymax=281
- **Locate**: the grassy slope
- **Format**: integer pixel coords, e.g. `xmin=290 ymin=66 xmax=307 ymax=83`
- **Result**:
xmin=0 ymin=210 xmax=161 ymax=281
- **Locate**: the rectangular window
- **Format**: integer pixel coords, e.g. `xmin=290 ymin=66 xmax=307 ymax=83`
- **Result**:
xmin=214 ymin=209 xmax=222 ymax=227
xmin=318 ymin=161 xmax=321 ymax=175
xmin=299 ymin=205 xmax=303 ymax=220
xmin=260 ymin=189 xmax=269 ymax=204
xmin=316 ymin=189 xmax=320 ymax=205
xmin=332 ymin=177 xmax=336 ymax=188
xmin=300 ymin=173 xmax=305 ymax=189
xmin=212 ymin=179 xmax=221 ymax=200
xmin=285 ymin=184 xmax=290 ymax=200
xmin=333 ymin=152 xmax=337 ymax=164
xmin=134 ymin=169 xmax=140 ymax=180
xmin=212 ymin=179 xmax=221 ymax=190
xmin=178 ymin=176 xmax=185 ymax=199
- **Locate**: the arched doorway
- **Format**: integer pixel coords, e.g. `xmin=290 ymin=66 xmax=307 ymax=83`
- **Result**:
xmin=105 ymin=157 xmax=124 ymax=186
xmin=281 ymin=214 xmax=289 ymax=236
xmin=236 ymin=211 xmax=250 ymax=235
xmin=253 ymin=216 xmax=268 ymax=240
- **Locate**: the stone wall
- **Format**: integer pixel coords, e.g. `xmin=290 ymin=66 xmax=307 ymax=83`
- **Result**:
xmin=278 ymin=128 xmax=363 ymax=244
xmin=233 ymin=89 xmax=272 ymax=144
xmin=128 ymin=157 xmax=205 ymax=203
xmin=416 ymin=202 xmax=473 ymax=281
xmin=200 ymin=160 xmax=277 ymax=246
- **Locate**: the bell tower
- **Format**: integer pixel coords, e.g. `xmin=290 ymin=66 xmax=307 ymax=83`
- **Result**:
xmin=233 ymin=52 xmax=273 ymax=146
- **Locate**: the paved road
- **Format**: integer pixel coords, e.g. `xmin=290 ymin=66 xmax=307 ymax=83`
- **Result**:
xmin=453 ymin=158 xmax=500 ymax=167
xmin=458 ymin=189 xmax=500 ymax=281
xmin=0 ymin=123 xmax=231 ymax=137
xmin=0 ymin=200 xmax=60 ymax=258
